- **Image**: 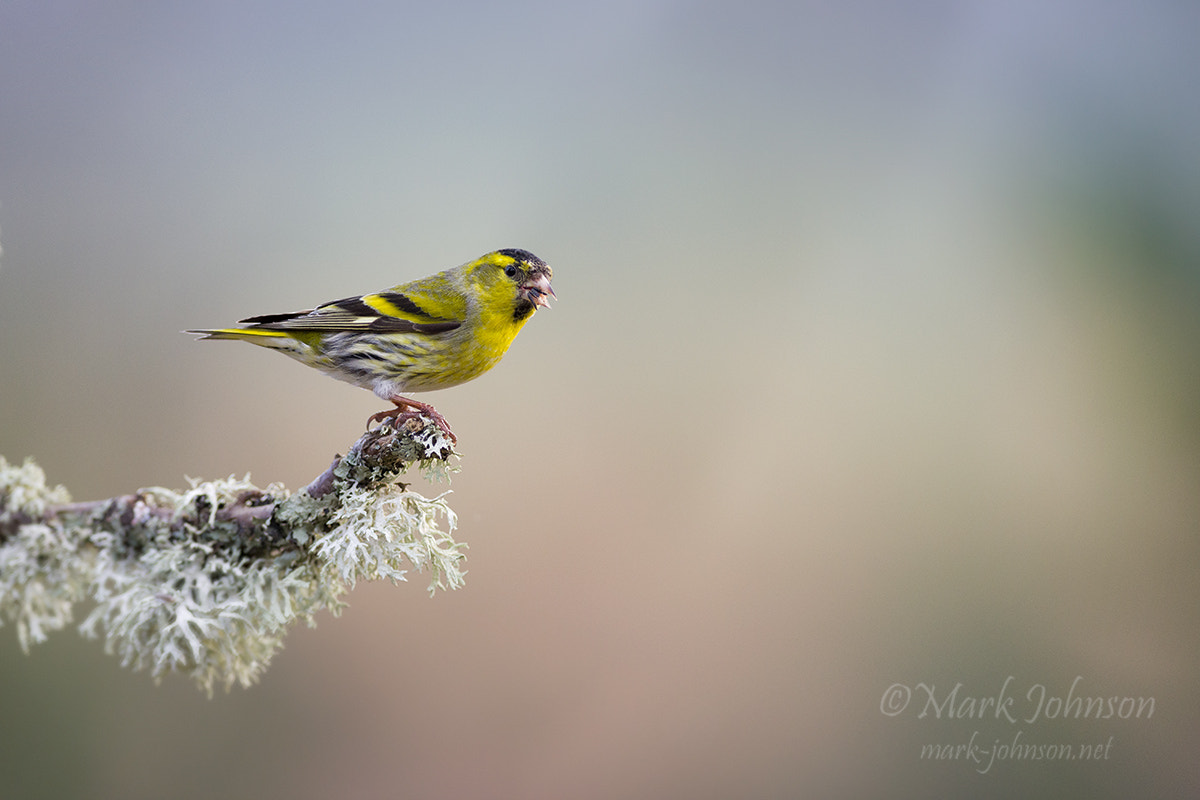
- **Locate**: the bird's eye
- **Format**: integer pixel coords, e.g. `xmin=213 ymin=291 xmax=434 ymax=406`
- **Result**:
xmin=504 ymin=265 xmax=518 ymax=278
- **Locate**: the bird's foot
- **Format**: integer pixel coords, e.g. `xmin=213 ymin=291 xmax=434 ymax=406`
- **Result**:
xmin=367 ymin=397 xmax=457 ymax=444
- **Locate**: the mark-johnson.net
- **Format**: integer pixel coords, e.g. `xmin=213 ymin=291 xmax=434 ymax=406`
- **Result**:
xmin=879 ymin=676 xmax=1154 ymax=774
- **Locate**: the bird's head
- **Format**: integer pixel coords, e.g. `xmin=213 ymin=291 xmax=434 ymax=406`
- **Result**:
xmin=478 ymin=248 xmax=555 ymax=322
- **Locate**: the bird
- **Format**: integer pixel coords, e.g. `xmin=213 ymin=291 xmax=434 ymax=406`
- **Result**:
xmin=188 ymin=248 xmax=554 ymax=443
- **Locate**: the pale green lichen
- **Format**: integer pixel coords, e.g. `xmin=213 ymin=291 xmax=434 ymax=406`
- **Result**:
xmin=0 ymin=425 xmax=467 ymax=695
xmin=316 ymin=484 xmax=463 ymax=592
xmin=0 ymin=457 xmax=85 ymax=651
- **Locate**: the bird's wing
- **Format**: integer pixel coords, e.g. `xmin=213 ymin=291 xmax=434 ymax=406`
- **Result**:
xmin=239 ymin=291 xmax=461 ymax=334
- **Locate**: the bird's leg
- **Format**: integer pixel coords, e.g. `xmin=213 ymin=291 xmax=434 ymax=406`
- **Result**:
xmin=367 ymin=396 xmax=457 ymax=444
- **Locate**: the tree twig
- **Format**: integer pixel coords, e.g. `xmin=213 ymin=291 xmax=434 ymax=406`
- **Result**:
xmin=0 ymin=417 xmax=462 ymax=695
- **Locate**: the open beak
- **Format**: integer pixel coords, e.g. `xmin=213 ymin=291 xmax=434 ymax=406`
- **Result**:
xmin=523 ymin=273 xmax=556 ymax=309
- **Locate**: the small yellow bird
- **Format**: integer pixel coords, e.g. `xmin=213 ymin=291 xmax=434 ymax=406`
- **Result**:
xmin=189 ymin=248 xmax=554 ymax=442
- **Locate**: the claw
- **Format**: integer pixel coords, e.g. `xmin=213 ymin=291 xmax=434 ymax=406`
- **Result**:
xmin=368 ymin=396 xmax=457 ymax=444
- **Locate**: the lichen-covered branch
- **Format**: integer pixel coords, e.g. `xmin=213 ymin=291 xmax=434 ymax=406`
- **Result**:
xmin=0 ymin=418 xmax=464 ymax=695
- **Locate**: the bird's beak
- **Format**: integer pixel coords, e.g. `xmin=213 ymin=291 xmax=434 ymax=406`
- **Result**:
xmin=523 ymin=273 xmax=556 ymax=309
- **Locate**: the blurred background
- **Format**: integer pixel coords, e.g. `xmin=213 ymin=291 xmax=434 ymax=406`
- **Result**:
xmin=2 ymin=1 xmax=1198 ymax=797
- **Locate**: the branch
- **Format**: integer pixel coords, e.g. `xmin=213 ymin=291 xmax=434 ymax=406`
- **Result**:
xmin=0 ymin=417 xmax=464 ymax=695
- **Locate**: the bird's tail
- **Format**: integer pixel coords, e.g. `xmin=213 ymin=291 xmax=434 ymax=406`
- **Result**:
xmin=186 ymin=328 xmax=290 ymax=341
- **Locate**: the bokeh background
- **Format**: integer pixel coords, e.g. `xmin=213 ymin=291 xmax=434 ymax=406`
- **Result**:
xmin=2 ymin=2 xmax=1198 ymax=798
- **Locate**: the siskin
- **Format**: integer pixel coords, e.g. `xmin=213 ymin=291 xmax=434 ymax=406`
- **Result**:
xmin=189 ymin=248 xmax=554 ymax=442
